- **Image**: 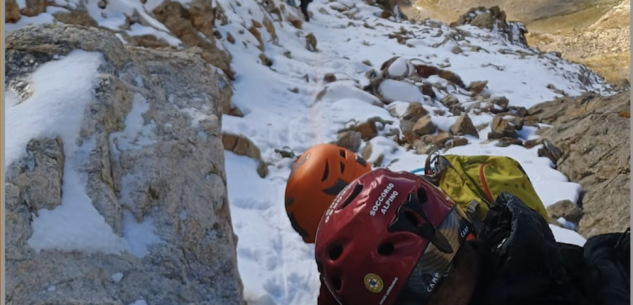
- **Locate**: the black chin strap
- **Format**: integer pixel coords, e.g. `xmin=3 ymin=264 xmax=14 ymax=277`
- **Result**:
xmin=388 ymin=193 xmax=455 ymax=254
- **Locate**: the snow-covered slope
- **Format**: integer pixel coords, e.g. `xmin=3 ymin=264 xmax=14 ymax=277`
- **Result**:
xmin=217 ymin=2 xmax=613 ymax=304
xmin=6 ymin=0 xmax=616 ymax=304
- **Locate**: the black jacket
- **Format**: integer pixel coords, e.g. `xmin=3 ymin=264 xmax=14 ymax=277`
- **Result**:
xmin=468 ymin=192 xmax=630 ymax=305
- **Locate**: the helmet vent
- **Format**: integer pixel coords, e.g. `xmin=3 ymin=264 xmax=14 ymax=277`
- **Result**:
xmin=339 ymin=183 xmax=363 ymax=210
xmin=416 ymin=188 xmax=428 ymax=204
xmin=377 ymin=242 xmax=395 ymax=256
xmin=339 ymin=149 xmax=346 ymax=158
xmin=340 ymin=162 xmax=346 ymax=174
xmin=322 ymin=160 xmax=330 ymax=181
xmin=329 ymin=245 xmax=344 ymax=261
xmin=404 ymin=209 xmax=421 ymax=227
xmin=355 ymin=154 xmax=367 ymax=167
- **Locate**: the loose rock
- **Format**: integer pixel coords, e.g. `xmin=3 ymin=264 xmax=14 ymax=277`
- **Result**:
xmin=450 ymin=113 xmax=479 ymax=138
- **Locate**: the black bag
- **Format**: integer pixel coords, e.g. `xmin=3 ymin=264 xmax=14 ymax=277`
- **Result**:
xmin=582 ymin=228 xmax=630 ymax=305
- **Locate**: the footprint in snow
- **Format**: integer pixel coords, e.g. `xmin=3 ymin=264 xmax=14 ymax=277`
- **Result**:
xmin=232 ymin=198 xmax=271 ymax=210
xmin=263 ymin=278 xmax=284 ymax=300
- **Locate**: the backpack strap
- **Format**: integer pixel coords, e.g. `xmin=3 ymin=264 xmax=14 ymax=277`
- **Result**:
xmin=423 ymin=150 xmax=484 ymax=237
xmin=466 ymin=200 xmax=484 ymax=237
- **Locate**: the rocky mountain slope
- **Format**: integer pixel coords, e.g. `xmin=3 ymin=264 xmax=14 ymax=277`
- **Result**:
xmin=407 ymin=0 xmax=630 ymax=82
xmin=411 ymin=0 xmax=620 ymax=24
xmin=527 ymin=0 xmax=630 ymax=83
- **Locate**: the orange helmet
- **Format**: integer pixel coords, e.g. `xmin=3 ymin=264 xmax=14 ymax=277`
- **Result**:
xmin=285 ymin=144 xmax=372 ymax=243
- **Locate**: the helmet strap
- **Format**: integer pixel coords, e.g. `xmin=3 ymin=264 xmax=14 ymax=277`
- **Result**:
xmin=388 ymin=193 xmax=455 ymax=254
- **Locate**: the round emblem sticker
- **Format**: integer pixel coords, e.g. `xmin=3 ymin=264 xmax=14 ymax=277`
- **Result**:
xmin=364 ymin=273 xmax=384 ymax=293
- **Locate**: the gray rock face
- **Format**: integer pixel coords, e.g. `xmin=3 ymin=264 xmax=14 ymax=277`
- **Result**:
xmin=531 ymin=91 xmax=630 ymax=238
xmin=5 ymin=24 xmax=244 ymax=305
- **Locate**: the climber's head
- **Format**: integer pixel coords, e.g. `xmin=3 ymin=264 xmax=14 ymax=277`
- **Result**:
xmin=284 ymin=144 xmax=372 ymax=244
xmin=314 ymin=168 xmax=476 ymax=305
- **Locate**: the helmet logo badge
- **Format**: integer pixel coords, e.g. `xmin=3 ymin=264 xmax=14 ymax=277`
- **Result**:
xmin=364 ymin=273 xmax=384 ymax=293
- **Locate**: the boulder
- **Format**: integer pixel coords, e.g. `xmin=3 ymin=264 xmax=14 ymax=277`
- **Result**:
xmin=488 ymin=115 xmax=519 ymax=139
xmin=413 ymin=115 xmax=437 ymax=137
xmin=54 ymin=10 xmax=99 ymax=27
xmin=381 ymin=56 xmax=411 ymax=79
xmin=337 ymin=130 xmax=362 ymax=152
xmin=412 ymin=139 xmax=435 ymax=155
xmin=414 ymin=64 xmax=466 ymax=88
xmin=5 ymin=24 xmax=244 ymax=305
xmin=305 ymin=33 xmax=318 ymax=52
xmin=323 ymin=73 xmax=337 ymax=83
xmin=20 ymin=0 xmax=47 ymax=17
xmin=495 ymin=137 xmax=523 ymax=147
xmin=422 ymin=131 xmax=452 ymax=147
xmin=441 ymin=94 xmax=459 ymax=107
xmin=547 ymin=200 xmax=584 ymax=224
xmin=400 ymin=120 xmax=417 ymax=144
xmin=450 ymin=113 xmax=479 ymax=138
xmin=222 ymin=133 xmax=268 ymax=178
xmin=467 ymin=80 xmax=488 ymax=95
xmin=153 ymin=1 xmax=233 ymax=79
xmin=6 ymin=0 xmax=21 ymax=23
xmin=402 ymin=102 xmax=428 ymax=122
xmin=445 ymin=136 xmax=469 ymax=149
xmin=449 ymin=104 xmax=466 ymax=116
xmin=353 ymin=120 xmax=379 ymax=140
xmin=420 ymin=83 xmax=436 ymax=99
xmin=510 ymin=106 xmax=529 ymax=117
xmin=484 ymin=96 xmax=510 ymax=113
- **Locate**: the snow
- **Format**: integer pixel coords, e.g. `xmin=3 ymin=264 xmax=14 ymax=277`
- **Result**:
xmin=28 ymin=162 xmax=128 ymax=254
xmin=4 ymin=0 xmax=617 ymax=303
xmin=225 ymin=152 xmax=319 ymax=304
xmin=379 ymin=79 xmax=426 ymax=103
xmin=387 ymin=57 xmax=409 ymax=77
xmin=4 ymin=50 xmax=127 ymax=254
xmin=5 ymin=13 xmax=56 ymax=33
xmin=109 ymin=93 xmax=157 ymax=154
xmin=46 ymin=6 xmax=71 ymax=15
xmin=213 ymin=1 xmax=613 ymax=303
xmin=557 ymin=217 xmax=577 ymax=231
xmin=6 ymin=51 xmax=161 ymax=257
xmin=312 ymin=97 xmax=393 ymax=143
xmin=127 ymin=23 xmax=183 ymax=47
xmin=550 ymin=225 xmax=586 ymax=247
xmin=386 ymin=101 xmax=413 ymax=117
xmin=111 ymin=272 xmax=124 ymax=283
xmin=122 ymin=210 xmax=163 ymax=258
xmin=7 ymin=0 xmax=185 ymax=49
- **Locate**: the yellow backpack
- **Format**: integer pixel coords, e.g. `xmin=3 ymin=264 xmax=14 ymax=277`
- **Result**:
xmin=421 ymin=152 xmax=549 ymax=225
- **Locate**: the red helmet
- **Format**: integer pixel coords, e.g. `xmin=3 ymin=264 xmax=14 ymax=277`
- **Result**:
xmin=314 ymin=168 xmax=472 ymax=305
